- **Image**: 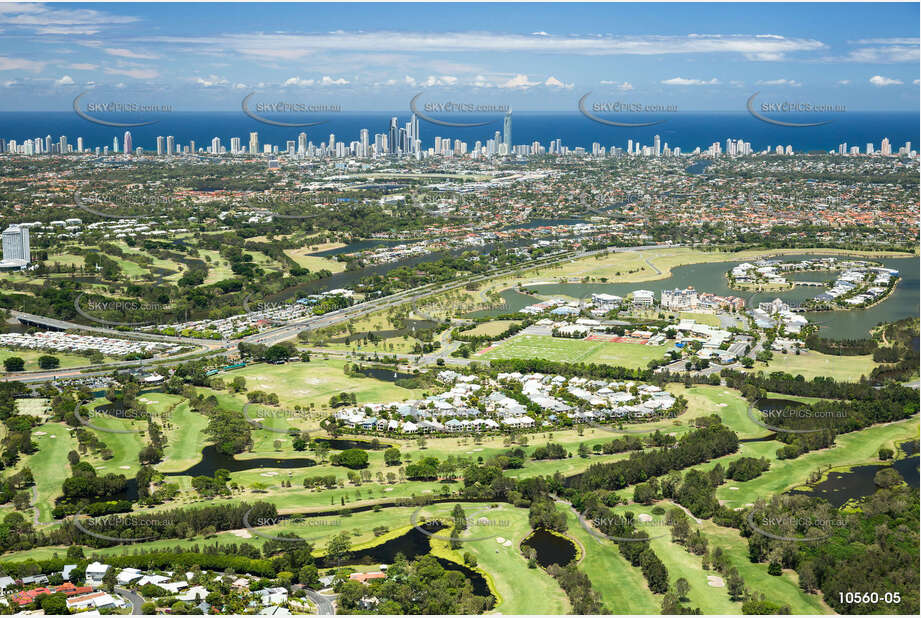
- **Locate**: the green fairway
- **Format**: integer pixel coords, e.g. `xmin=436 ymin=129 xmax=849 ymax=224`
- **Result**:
xmin=562 ymin=508 xmax=661 ymax=614
xmin=20 ymin=422 xmax=76 ymax=523
xmin=480 ymin=334 xmax=670 ymax=369
xmin=715 ymin=416 xmax=920 ymax=509
xmin=222 ymin=358 xmax=427 ymax=413
xmin=425 ymin=503 xmax=570 ymax=615
xmin=753 ymin=351 xmax=878 ymax=381
xmin=158 ymin=399 xmax=209 ymax=473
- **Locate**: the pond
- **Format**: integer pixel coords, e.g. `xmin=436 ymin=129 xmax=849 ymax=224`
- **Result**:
xmin=787 ymin=446 xmax=920 ymax=508
xmin=316 ymin=524 xmax=491 ymax=597
xmin=520 ymin=529 xmax=577 ymax=568
xmin=165 ymin=445 xmax=317 ymax=478
xmin=358 ymin=367 xmax=417 ymax=382
xmin=469 ymin=254 xmax=918 ymax=340
xmin=313 ymin=437 xmax=392 ymax=451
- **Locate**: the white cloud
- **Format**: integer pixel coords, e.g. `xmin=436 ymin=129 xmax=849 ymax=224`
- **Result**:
xmin=283 ymin=76 xmax=315 ymax=87
xmin=869 ymin=75 xmax=903 ymax=86
xmin=839 ymin=46 xmax=919 ymax=63
xmin=54 ymin=75 xmax=74 ymax=86
xmin=914 ymin=79 xmax=920 ymax=85
xmin=105 ymin=48 xmax=158 ymax=60
xmin=68 ymin=63 xmax=98 ymax=70
xmin=0 ymin=55 xmax=45 ymax=72
xmin=419 ymin=75 xmax=456 ymax=87
xmin=837 ymin=79 xmax=851 ymax=85
xmin=661 ymin=77 xmax=721 ymax=86
xmin=471 ymin=74 xmax=493 ymax=88
xmin=135 ymin=32 xmax=826 ymax=60
xmin=104 ymin=67 xmax=159 ymax=80
xmin=194 ymin=75 xmax=229 ymax=88
xmin=544 ymin=76 xmax=573 ymax=89
xmin=600 ymin=80 xmax=634 ymax=90
xmin=233 ymin=82 xmax=247 ymax=89
xmin=756 ymin=78 xmax=802 ymax=87
xmin=320 ymin=75 xmax=350 ymax=86
xmin=498 ymin=74 xmax=540 ymax=89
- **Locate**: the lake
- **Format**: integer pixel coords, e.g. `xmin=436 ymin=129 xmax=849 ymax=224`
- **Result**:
xmin=470 ymin=253 xmax=918 ymax=339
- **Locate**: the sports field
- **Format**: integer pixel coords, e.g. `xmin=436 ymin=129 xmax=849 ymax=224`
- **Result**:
xmin=480 ymin=334 xmax=670 ymax=369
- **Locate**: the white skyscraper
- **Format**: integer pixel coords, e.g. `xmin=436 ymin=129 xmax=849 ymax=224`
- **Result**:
xmin=123 ymin=131 xmax=132 ymax=155
xmin=1 ymin=225 xmax=30 ymax=267
xmin=249 ymin=132 xmax=259 ymax=155
xmin=156 ymin=136 xmax=165 ymax=156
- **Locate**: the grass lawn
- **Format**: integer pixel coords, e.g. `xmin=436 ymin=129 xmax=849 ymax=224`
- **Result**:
xmin=562 ymin=508 xmax=661 ymax=614
xmin=284 ymin=248 xmax=346 ymax=273
xmin=753 ymin=351 xmax=878 ymax=381
xmin=462 ymin=320 xmax=520 ymax=337
xmin=480 ymin=334 xmax=670 ymax=369
xmin=428 ymin=503 xmax=570 ymax=614
xmin=0 ymin=348 xmax=115 ymax=372
xmin=20 ymin=422 xmax=76 ymax=523
xmin=668 ymin=385 xmax=772 ymax=440
xmin=715 ymin=416 xmax=920 ymax=509
xmin=157 ymin=398 xmax=209 ymax=474
xmin=83 ymin=400 xmax=148 ymax=479
xmin=678 ymin=312 xmax=721 ymax=327
xmin=217 ymin=358 xmax=428 ymax=415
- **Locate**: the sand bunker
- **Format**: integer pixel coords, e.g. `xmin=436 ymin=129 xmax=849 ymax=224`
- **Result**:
xmin=496 ymin=537 xmax=506 ymax=544
xmin=503 ymin=540 xmax=512 ymax=547
xmin=707 ymin=575 xmax=725 ymax=588
xmin=638 ymin=513 xmax=653 ymax=522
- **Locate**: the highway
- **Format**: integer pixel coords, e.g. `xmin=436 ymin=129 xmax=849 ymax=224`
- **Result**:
xmin=2 ymin=244 xmax=671 ymax=383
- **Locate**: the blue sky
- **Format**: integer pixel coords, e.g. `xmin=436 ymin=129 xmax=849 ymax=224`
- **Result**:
xmin=0 ymin=2 xmax=918 ymax=111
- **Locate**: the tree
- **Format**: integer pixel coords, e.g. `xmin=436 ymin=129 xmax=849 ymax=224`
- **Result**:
xmin=101 ymin=567 xmax=117 ymax=592
xmin=38 ymin=355 xmax=60 ymax=370
xmin=878 ymin=447 xmax=894 ymax=460
xmin=3 ymin=357 xmax=25 ymax=372
xmin=383 ymin=447 xmax=401 ymax=466
xmin=326 ymin=531 xmax=352 ymax=567
xmin=675 ymin=577 xmax=690 ymax=601
xmin=331 ymin=448 xmax=369 ymax=469
xmin=39 ymin=593 xmax=70 ymax=615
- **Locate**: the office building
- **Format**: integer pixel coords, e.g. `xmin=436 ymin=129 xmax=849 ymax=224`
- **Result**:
xmin=1 ymin=224 xmax=30 ymax=268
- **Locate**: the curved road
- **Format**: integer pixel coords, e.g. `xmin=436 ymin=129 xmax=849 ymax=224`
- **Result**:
xmin=3 ymin=244 xmax=673 ymax=384
xmin=304 ymin=589 xmax=337 ymax=615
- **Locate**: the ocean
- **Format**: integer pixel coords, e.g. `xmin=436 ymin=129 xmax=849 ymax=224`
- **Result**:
xmin=0 ymin=111 xmax=917 ymax=154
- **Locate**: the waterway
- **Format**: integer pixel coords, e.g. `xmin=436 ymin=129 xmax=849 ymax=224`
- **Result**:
xmin=316 ymin=524 xmax=492 ymax=597
xmin=469 ymin=254 xmax=918 ymax=339
xmin=521 ymin=529 xmax=577 ymax=568
xmin=787 ymin=441 xmax=920 ymax=507
xmin=164 ymin=445 xmax=317 ymax=478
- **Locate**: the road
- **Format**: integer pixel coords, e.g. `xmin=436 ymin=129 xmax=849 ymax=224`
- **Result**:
xmin=115 ymin=587 xmax=145 ymax=615
xmin=304 ymin=589 xmax=337 ymax=615
xmin=3 ymin=244 xmax=673 ymax=384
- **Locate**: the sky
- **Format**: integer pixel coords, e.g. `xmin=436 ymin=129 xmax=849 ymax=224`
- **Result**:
xmin=0 ymin=2 xmax=918 ymax=112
